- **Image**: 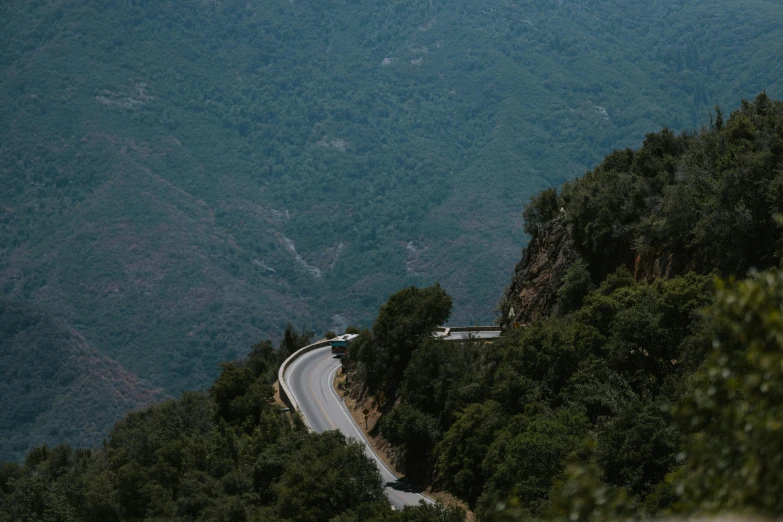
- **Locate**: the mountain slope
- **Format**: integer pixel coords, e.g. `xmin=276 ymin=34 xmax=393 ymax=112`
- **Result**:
xmin=0 ymin=299 xmax=166 ymax=462
xmin=341 ymin=95 xmax=783 ymax=520
xmin=1 ymin=0 xmax=782 ymax=401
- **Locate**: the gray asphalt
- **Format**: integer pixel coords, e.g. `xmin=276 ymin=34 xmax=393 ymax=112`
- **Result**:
xmin=285 ymin=346 xmax=431 ymax=510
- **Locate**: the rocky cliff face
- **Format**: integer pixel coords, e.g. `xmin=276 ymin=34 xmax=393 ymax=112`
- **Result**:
xmin=497 ymin=217 xmax=698 ymax=329
xmin=497 ymin=217 xmax=577 ymax=329
xmin=632 ymin=250 xmax=696 ymax=282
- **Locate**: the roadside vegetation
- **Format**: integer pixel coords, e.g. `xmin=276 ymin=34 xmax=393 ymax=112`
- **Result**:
xmin=343 ymin=95 xmax=783 ymax=521
xmin=0 ymin=330 xmax=464 ymax=522
xmin=3 ymin=0 xmax=783 ymax=448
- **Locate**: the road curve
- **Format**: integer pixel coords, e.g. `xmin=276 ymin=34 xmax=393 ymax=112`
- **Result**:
xmin=285 ymin=346 xmax=431 ymax=510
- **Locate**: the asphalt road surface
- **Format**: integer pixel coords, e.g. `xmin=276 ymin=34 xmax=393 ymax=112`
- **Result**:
xmin=285 ymin=346 xmax=431 ymax=510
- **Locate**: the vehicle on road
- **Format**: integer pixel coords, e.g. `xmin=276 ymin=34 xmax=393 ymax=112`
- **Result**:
xmin=330 ymin=333 xmax=358 ymax=356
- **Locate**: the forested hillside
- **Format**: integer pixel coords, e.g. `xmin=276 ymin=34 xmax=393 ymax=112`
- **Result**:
xmin=0 ymin=299 xmax=166 ymax=462
xmin=2 ymin=0 xmax=783 ymax=457
xmin=343 ymin=95 xmax=783 ymax=521
xmin=0 ymin=336 xmax=465 ymax=522
xmin=3 ymin=96 xmax=783 ymax=521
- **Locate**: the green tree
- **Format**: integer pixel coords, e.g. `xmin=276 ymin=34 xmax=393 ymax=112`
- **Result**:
xmin=280 ymin=324 xmax=313 ymax=358
xmin=596 ymin=402 xmax=681 ymax=497
xmin=357 ymin=285 xmax=452 ymax=395
xmin=379 ymin=403 xmax=440 ymax=485
xmin=0 ymin=475 xmax=76 ymax=522
xmin=271 ymin=432 xmax=386 ymax=522
xmin=435 ymin=401 xmax=506 ymax=506
xmin=523 ymin=188 xmax=560 ymax=238
xmin=555 ymin=259 xmax=594 ymax=315
xmin=477 ymin=407 xmax=590 ymax=518
xmin=674 ymin=270 xmax=783 ymax=514
xmin=402 ymin=339 xmax=480 ymax=426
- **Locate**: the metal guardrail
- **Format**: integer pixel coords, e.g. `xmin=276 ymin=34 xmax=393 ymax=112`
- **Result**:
xmin=446 ymin=326 xmax=502 ymax=332
xmin=432 ymin=325 xmax=502 ymax=341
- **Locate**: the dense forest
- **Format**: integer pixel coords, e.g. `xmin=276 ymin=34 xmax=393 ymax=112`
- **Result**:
xmin=3 ymin=95 xmax=783 ymax=521
xmin=2 ymin=0 xmax=783 ymax=427
xmin=0 ymin=299 xmax=166 ymax=461
xmin=342 ymin=94 xmax=783 ymax=520
xmin=0 ymin=329 xmax=465 ymax=522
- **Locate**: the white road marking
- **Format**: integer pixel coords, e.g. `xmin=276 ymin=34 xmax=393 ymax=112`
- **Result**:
xmin=285 ymin=347 xmax=436 ymax=507
xmin=326 ymin=365 xmax=434 ymax=505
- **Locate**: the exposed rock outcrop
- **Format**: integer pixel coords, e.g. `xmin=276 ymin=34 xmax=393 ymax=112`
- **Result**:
xmin=498 ymin=217 xmax=578 ymax=329
xmin=633 ymin=249 xmax=696 ymax=282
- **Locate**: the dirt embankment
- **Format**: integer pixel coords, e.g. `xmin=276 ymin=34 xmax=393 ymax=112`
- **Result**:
xmin=333 ymin=370 xmax=401 ymax=477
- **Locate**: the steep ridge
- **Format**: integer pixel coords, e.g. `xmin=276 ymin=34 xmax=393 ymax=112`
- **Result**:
xmin=0 ymin=300 xmax=166 ymax=462
xmin=497 ymin=217 xmax=576 ymax=329
xmin=3 ymin=0 xmax=783 ymax=402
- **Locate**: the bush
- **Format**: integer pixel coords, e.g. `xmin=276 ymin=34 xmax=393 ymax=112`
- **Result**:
xmin=674 ymin=270 xmax=783 ymax=514
xmin=555 ymin=259 xmax=594 ymax=314
xmin=523 ymin=188 xmax=560 ymax=237
xmin=379 ymin=403 xmax=439 ymax=484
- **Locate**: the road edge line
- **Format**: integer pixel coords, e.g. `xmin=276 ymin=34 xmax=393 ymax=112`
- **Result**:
xmin=327 ymin=365 xmax=435 ymax=506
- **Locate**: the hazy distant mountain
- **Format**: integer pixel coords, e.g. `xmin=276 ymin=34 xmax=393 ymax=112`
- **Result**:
xmin=0 ymin=0 xmax=781 ymax=409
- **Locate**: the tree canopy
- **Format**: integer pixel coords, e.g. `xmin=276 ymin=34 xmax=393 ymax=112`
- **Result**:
xmin=343 ymin=96 xmax=783 ymax=522
xmin=0 ymin=335 xmax=465 ymax=522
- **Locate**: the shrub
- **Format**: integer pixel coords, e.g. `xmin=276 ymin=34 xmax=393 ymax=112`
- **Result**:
xmin=523 ymin=188 xmax=559 ymax=237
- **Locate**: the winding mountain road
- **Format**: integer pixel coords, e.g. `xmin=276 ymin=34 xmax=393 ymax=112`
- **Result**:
xmin=283 ymin=327 xmax=501 ymax=509
xmin=285 ymin=346 xmax=431 ymax=509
